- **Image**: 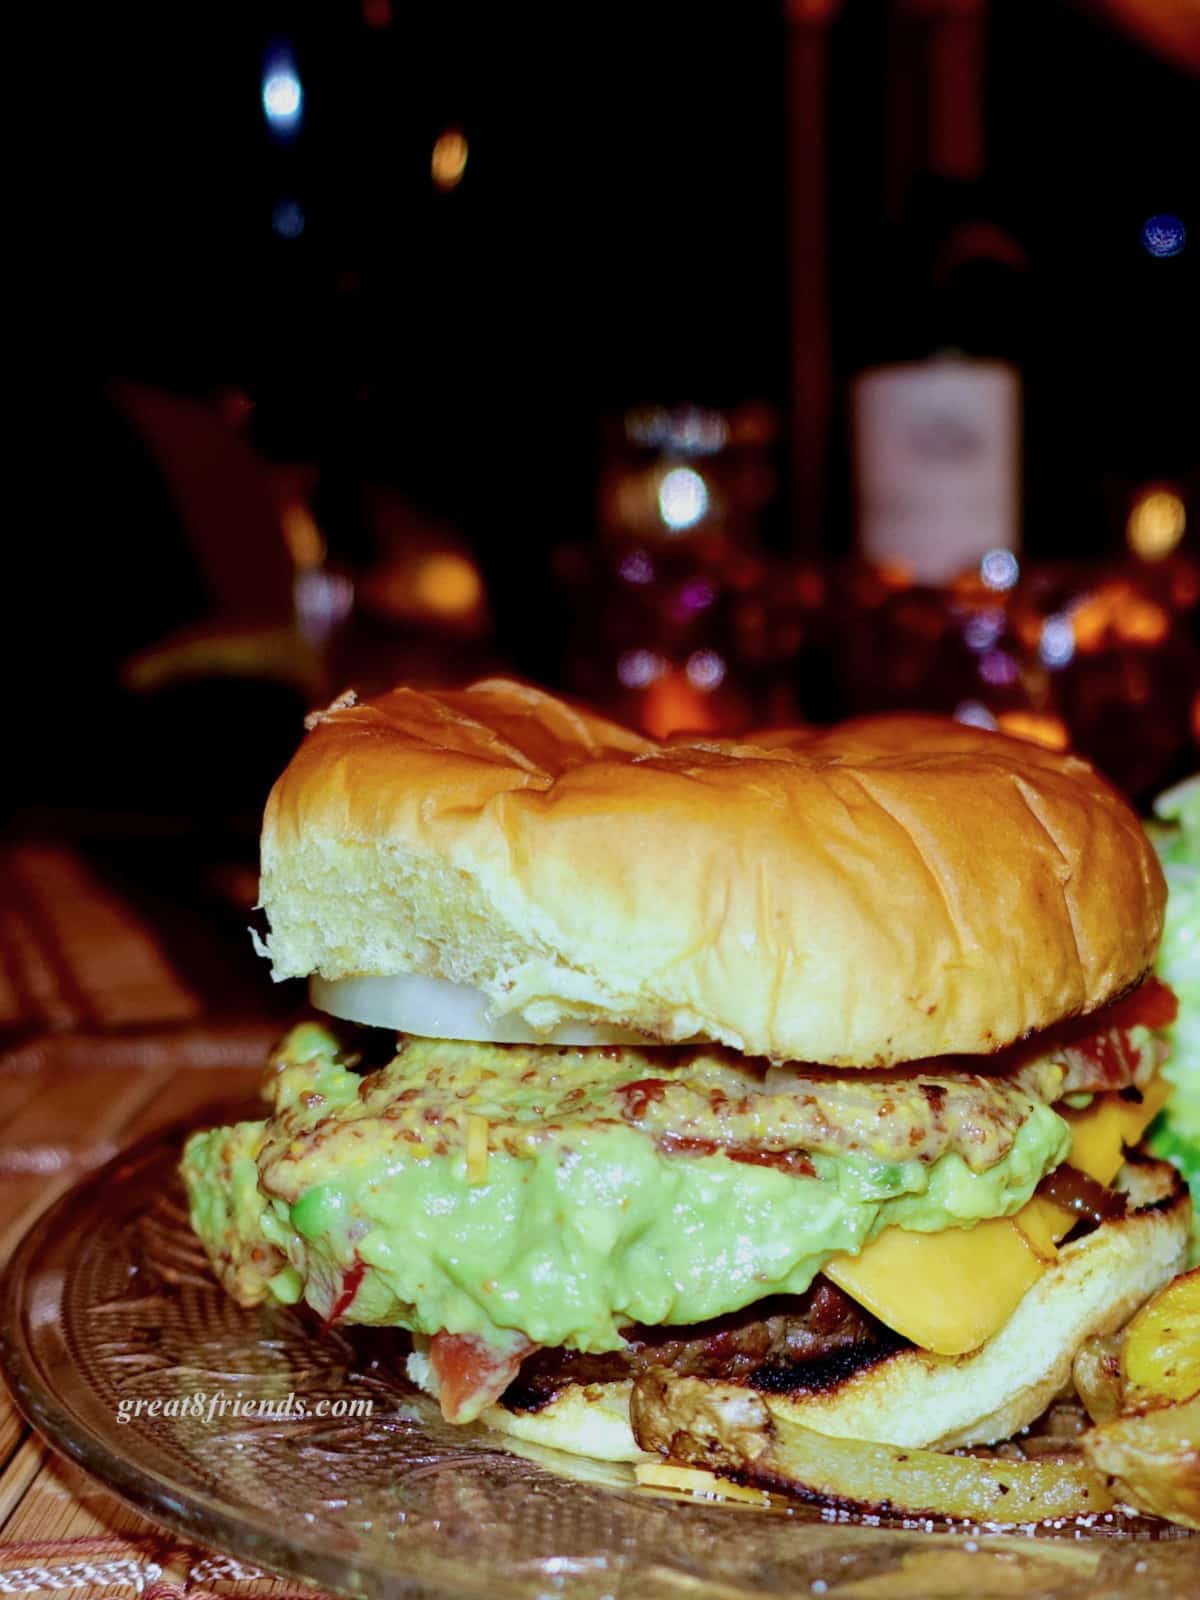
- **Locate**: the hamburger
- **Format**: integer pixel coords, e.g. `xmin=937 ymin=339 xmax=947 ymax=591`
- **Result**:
xmin=182 ymin=679 xmax=1191 ymax=1474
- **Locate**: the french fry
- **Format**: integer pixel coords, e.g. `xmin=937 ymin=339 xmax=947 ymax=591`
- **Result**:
xmin=630 ymin=1373 xmax=1113 ymax=1525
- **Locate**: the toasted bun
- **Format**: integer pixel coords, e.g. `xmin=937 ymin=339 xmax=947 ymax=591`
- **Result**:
xmin=462 ymin=1156 xmax=1191 ymax=1461
xmin=260 ymin=679 xmax=1164 ymax=1065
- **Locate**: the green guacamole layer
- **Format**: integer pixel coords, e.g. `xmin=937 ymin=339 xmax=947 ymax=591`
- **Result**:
xmin=181 ymin=1022 xmax=1070 ymax=1357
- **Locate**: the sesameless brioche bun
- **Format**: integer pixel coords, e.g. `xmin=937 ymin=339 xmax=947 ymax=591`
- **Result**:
xmin=260 ymin=679 xmax=1165 ymax=1067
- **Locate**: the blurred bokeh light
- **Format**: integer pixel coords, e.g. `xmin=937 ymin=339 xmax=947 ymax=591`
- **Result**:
xmin=1140 ymin=213 xmax=1186 ymax=258
xmin=432 ymin=129 xmax=469 ymax=191
xmin=1128 ymin=488 xmax=1187 ymax=560
xmin=262 ymin=50 xmax=303 ymax=134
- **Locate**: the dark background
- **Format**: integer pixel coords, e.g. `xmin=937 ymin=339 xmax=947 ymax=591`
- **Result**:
xmin=18 ymin=0 xmax=1200 ymax=818
xmin=75 ymin=1 xmax=1197 ymax=508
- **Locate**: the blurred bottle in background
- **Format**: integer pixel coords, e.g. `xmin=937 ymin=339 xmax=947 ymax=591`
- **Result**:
xmin=851 ymin=177 xmax=1028 ymax=585
xmin=824 ymin=0 xmax=1200 ymax=801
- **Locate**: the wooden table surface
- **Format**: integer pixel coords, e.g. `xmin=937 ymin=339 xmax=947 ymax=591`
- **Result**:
xmin=0 ymin=838 xmax=326 ymax=1599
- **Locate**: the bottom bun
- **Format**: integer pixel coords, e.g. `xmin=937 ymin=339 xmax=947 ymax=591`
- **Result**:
xmin=479 ymin=1378 xmax=650 ymax=1462
xmin=448 ymin=1155 xmax=1190 ymax=1462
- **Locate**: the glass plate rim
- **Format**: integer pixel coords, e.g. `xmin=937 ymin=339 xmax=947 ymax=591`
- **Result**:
xmin=0 ymin=1117 xmax=485 ymax=1600
xmin=2 ymin=1109 xmax=1197 ymax=1600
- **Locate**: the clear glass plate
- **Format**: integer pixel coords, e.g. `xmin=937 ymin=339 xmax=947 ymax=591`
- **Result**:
xmin=1 ymin=1110 xmax=1196 ymax=1600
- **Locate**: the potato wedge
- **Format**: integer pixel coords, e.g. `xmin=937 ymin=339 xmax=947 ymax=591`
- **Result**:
xmin=1081 ymin=1394 xmax=1200 ymax=1530
xmin=1072 ymin=1333 xmax=1125 ymax=1424
xmin=1120 ymin=1265 xmax=1200 ymax=1408
xmin=630 ymin=1372 xmax=1114 ymax=1525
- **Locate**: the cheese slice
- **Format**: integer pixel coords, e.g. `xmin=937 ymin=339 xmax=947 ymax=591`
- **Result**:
xmin=824 ymin=1213 xmax=1045 ymax=1356
xmin=1058 ymin=1073 xmax=1171 ymax=1187
xmin=825 ymin=1075 xmax=1168 ymax=1357
xmin=635 ymin=1463 xmax=772 ymax=1505
xmin=1014 ymin=1073 xmax=1172 ymax=1253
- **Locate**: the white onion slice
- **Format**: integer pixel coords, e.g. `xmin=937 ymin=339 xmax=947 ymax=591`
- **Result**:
xmin=309 ymin=972 xmax=654 ymax=1046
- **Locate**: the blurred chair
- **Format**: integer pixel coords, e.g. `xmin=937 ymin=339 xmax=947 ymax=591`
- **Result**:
xmin=1085 ymin=0 xmax=1200 ymax=71
xmin=109 ymin=379 xmax=295 ymax=625
xmin=109 ymin=378 xmax=324 ymax=703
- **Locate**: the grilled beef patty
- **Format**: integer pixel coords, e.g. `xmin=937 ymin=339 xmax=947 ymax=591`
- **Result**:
xmin=501 ymin=1277 xmax=907 ymax=1413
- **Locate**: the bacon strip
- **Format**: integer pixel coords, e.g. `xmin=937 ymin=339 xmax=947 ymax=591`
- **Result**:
xmin=1102 ymin=976 xmax=1178 ymax=1033
xmin=322 ymin=1259 xmax=366 ymax=1330
xmin=430 ymin=1330 xmax=536 ymax=1423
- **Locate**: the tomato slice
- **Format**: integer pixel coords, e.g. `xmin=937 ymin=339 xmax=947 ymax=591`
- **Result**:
xmin=1054 ymin=978 xmax=1177 ymax=1094
xmin=429 ymin=1330 xmax=535 ymax=1423
xmin=1102 ymin=976 xmax=1178 ymax=1033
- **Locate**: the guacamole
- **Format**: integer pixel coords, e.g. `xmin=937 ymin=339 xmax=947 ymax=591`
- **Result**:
xmin=182 ymin=1022 xmax=1069 ymax=1363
